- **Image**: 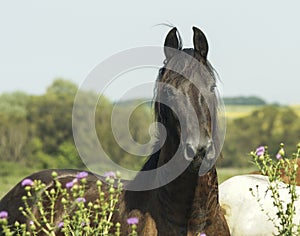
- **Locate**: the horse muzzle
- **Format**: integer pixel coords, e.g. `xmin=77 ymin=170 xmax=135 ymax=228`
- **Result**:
xmin=185 ymin=140 xmax=216 ymax=173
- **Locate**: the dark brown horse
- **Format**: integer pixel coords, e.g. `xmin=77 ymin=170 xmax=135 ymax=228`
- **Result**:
xmin=0 ymin=27 xmax=230 ymax=236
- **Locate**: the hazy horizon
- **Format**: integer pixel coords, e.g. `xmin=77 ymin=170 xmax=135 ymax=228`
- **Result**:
xmin=0 ymin=77 xmax=282 ymax=107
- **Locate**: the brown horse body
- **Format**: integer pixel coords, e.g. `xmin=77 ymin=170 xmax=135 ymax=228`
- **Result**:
xmin=0 ymin=27 xmax=229 ymax=235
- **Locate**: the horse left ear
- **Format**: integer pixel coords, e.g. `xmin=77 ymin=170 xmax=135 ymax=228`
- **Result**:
xmin=193 ymin=26 xmax=209 ymax=60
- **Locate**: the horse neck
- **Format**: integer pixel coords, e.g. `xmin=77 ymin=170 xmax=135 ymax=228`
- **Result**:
xmin=156 ymin=129 xmax=220 ymax=228
xmin=187 ymin=166 xmax=221 ymax=233
xmin=157 ymin=166 xmax=220 ymax=226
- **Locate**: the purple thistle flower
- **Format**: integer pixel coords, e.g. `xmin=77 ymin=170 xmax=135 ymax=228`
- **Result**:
xmin=0 ymin=211 xmax=8 ymax=219
xmin=104 ymin=171 xmax=116 ymax=179
xmin=76 ymin=197 xmax=86 ymax=203
xmin=200 ymin=233 xmax=206 ymax=236
xmin=276 ymin=153 xmax=282 ymax=160
xmin=256 ymin=146 xmax=265 ymax=157
xmin=57 ymin=222 xmax=64 ymax=229
xmin=21 ymin=179 xmax=34 ymax=187
xmin=65 ymin=178 xmax=78 ymax=189
xmin=127 ymin=217 xmax=139 ymax=225
xmin=76 ymin=171 xmax=88 ymax=179
xmin=65 ymin=181 xmax=74 ymax=189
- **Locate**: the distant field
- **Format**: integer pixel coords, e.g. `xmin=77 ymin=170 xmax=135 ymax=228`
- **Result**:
xmin=290 ymin=104 xmax=300 ymax=117
xmin=225 ymin=104 xmax=300 ymax=119
xmin=225 ymin=105 xmax=261 ymax=119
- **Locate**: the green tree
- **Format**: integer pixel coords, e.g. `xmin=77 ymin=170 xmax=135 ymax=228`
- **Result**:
xmin=46 ymin=78 xmax=78 ymax=96
xmin=27 ymin=79 xmax=77 ymax=155
xmin=0 ymin=114 xmax=29 ymax=162
xmin=223 ymin=96 xmax=266 ymax=106
xmin=0 ymin=92 xmax=30 ymax=162
xmin=220 ymin=106 xmax=300 ymax=167
xmin=0 ymin=92 xmax=29 ymax=117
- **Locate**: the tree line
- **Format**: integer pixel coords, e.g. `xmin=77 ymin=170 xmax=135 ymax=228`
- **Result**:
xmin=219 ymin=105 xmax=300 ymax=167
xmin=0 ymin=79 xmax=299 ymax=170
xmin=223 ymin=96 xmax=266 ymax=106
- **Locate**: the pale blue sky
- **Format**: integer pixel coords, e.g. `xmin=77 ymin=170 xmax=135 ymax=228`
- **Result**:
xmin=1 ymin=0 xmax=300 ymax=104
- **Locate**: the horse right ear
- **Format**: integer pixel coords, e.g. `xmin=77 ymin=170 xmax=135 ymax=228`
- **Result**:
xmin=164 ymin=27 xmax=180 ymax=60
xmin=193 ymin=26 xmax=209 ymax=60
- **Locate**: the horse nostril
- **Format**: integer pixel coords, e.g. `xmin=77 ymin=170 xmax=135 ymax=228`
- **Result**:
xmin=184 ymin=143 xmax=196 ymax=161
xmin=198 ymin=146 xmax=207 ymax=157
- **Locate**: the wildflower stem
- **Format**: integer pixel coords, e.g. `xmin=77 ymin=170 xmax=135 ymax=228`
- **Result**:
xmin=251 ymin=144 xmax=300 ymax=235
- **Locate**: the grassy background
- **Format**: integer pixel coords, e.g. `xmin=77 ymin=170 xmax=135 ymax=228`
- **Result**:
xmin=0 ymin=163 xmax=257 ymax=198
xmin=0 ymin=162 xmax=40 ymax=198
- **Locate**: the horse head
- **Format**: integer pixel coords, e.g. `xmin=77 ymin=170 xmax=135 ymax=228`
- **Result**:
xmin=155 ymin=27 xmax=223 ymax=174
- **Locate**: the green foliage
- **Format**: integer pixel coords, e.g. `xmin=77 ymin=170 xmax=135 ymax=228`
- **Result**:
xmin=97 ymin=102 xmax=152 ymax=170
xmin=220 ymin=106 xmax=300 ymax=167
xmin=0 ymin=92 xmax=30 ymax=163
xmin=46 ymin=78 xmax=78 ymax=96
xmin=0 ymin=114 xmax=29 ymax=162
xmin=0 ymin=92 xmax=29 ymax=117
xmin=250 ymin=144 xmax=300 ymax=235
xmin=27 ymin=91 xmax=74 ymax=155
xmin=0 ymin=79 xmax=152 ymax=171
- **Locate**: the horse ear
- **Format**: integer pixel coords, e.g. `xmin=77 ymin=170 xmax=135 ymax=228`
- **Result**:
xmin=164 ymin=27 xmax=180 ymax=60
xmin=193 ymin=26 xmax=209 ymax=60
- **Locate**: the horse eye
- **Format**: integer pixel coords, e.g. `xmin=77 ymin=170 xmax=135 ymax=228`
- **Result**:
xmin=210 ymin=85 xmax=216 ymax=92
xmin=165 ymin=87 xmax=175 ymax=96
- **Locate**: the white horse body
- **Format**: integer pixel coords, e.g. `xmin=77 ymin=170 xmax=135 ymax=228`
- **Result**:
xmin=219 ymin=174 xmax=300 ymax=236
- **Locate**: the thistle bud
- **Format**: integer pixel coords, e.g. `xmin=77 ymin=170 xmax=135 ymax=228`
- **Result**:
xmin=50 ymin=188 xmax=56 ymax=195
xmin=51 ymin=171 xmax=58 ymax=178
xmin=96 ymin=180 xmax=102 ymax=186
xmin=109 ymin=187 xmax=115 ymax=194
xmin=61 ymin=198 xmax=68 ymax=205
xmin=258 ymin=155 xmax=264 ymax=161
xmin=278 ymin=148 xmax=285 ymax=157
